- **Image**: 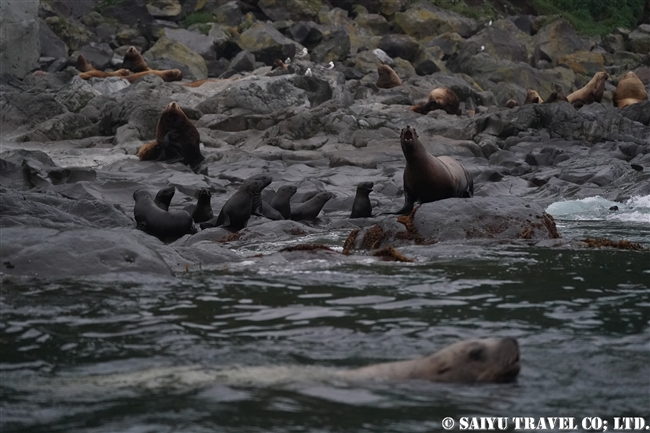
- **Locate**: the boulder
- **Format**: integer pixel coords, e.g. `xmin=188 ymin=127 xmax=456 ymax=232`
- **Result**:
xmin=377 ymin=34 xmax=420 ymax=63
xmin=39 ymin=18 xmax=68 ymax=59
xmin=286 ymin=21 xmax=324 ymax=48
xmin=627 ymin=24 xmax=650 ymax=54
xmin=163 ymin=28 xmax=218 ymax=60
xmin=310 ymin=30 xmax=351 ymax=63
xmin=212 ymin=1 xmax=244 ymax=27
xmin=258 ymin=0 xmax=322 ymax=22
xmin=0 ymin=0 xmax=41 ymax=79
xmin=78 ymin=42 xmax=114 ymax=71
xmin=394 ymin=2 xmax=477 ymax=39
xmin=144 ymin=36 xmax=208 ymax=80
xmin=557 ymin=51 xmax=605 ymax=75
xmin=229 ymin=50 xmax=255 ymax=72
xmin=532 ymin=18 xmax=591 ymax=66
xmin=43 ymin=15 xmax=92 ymax=51
xmin=457 ymin=19 xmax=531 ymax=64
xmin=55 ymin=78 xmax=101 ymax=113
xmin=236 ymin=22 xmax=302 ymax=65
xmin=354 ymin=13 xmax=390 ymax=36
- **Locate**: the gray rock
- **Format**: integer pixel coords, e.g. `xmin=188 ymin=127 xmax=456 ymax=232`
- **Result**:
xmin=0 ymin=0 xmax=40 ymax=79
xmin=236 ymin=22 xmax=303 ymax=65
xmin=78 ymin=42 xmax=114 ymax=70
xmin=39 ymin=18 xmax=68 ymax=59
xmin=229 ymin=50 xmax=255 ymax=72
xmin=55 ymin=76 xmax=100 ymax=112
xmin=627 ymin=24 xmax=650 ymax=55
xmin=286 ymin=21 xmax=324 ymax=48
xmin=212 ymin=1 xmax=243 ymax=27
xmin=88 ymin=76 xmax=130 ymax=95
xmin=164 ymin=27 xmax=218 ymax=60
xmin=377 ymin=34 xmax=420 ymax=63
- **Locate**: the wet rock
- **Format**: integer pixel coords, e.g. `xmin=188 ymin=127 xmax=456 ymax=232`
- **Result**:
xmin=144 ymin=36 xmax=208 ymax=80
xmin=0 ymin=1 xmax=41 ymax=79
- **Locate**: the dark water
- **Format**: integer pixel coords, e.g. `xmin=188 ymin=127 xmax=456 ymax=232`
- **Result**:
xmin=1 ymin=223 xmax=649 ymax=433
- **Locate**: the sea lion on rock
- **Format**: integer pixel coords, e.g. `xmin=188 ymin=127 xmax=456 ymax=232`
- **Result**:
xmin=392 ymin=125 xmax=473 ymax=215
xmin=133 ymin=190 xmax=195 ymax=242
xmin=568 ymin=71 xmax=609 ymax=108
xmin=505 ymin=99 xmax=519 ymax=108
xmin=200 ymin=174 xmax=273 ymax=231
xmin=122 ymin=46 xmax=151 ymax=73
xmin=350 ymin=182 xmax=373 ymax=218
xmin=524 ymin=89 xmax=543 ymax=104
xmin=291 ymin=192 xmax=333 ymax=221
xmin=123 ymin=69 xmax=183 ymax=84
xmin=154 ymin=186 xmax=175 ymax=211
xmin=544 ymin=84 xmax=569 ymax=104
xmin=338 ymin=337 xmax=520 ymax=383
xmin=270 ymin=185 xmax=298 ymax=220
xmin=183 ymin=189 xmax=214 ymax=223
xmin=137 ymin=102 xmax=204 ymax=170
xmin=78 ymin=69 xmax=132 ymax=80
xmin=410 ymin=88 xmax=460 ymax=115
xmin=613 ymin=71 xmax=648 ymax=108
xmin=376 ymin=64 xmax=401 ymax=89
xmin=75 ymin=54 xmax=95 ymax=72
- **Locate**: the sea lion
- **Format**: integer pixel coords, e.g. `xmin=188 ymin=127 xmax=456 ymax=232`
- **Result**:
xmin=338 ymin=337 xmax=520 ymax=383
xmin=392 ymin=125 xmax=474 ymax=215
xmin=568 ymin=71 xmax=609 ymax=108
xmin=154 ymin=186 xmax=175 ymax=211
xmin=200 ymin=174 xmax=273 ymax=231
xmin=78 ymin=69 xmax=132 ymax=80
xmin=524 ymin=89 xmax=543 ymax=104
xmin=270 ymin=185 xmax=298 ymax=220
xmin=183 ymin=189 xmax=214 ymax=223
xmin=137 ymin=102 xmax=204 ymax=170
xmin=75 ymin=54 xmax=95 ymax=72
xmin=410 ymin=88 xmax=460 ymax=115
xmin=291 ymin=191 xmax=333 ymax=221
xmin=505 ymin=99 xmax=519 ymax=108
xmin=260 ymin=202 xmax=284 ymax=220
xmin=544 ymin=83 xmax=569 ymax=104
xmin=272 ymin=59 xmax=289 ymax=70
xmin=133 ymin=190 xmax=195 ymax=241
xmin=122 ymin=69 xmax=183 ymax=84
xmin=613 ymin=71 xmax=648 ymax=108
xmin=376 ymin=64 xmax=401 ymax=89
xmin=122 ymin=46 xmax=151 ymax=73
xmin=182 ymin=78 xmax=222 ymax=88
xmin=350 ymin=181 xmax=373 ymax=218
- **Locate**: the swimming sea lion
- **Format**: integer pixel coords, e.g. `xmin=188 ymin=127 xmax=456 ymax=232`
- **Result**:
xmin=122 ymin=46 xmax=151 ymax=73
xmin=200 ymin=174 xmax=273 ymax=231
xmin=183 ymin=189 xmax=214 ymax=223
xmin=524 ymin=89 xmax=543 ymax=104
xmin=392 ymin=125 xmax=474 ymax=215
xmin=350 ymin=181 xmax=373 ymax=218
xmin=154 ymin=186 xmax=175 ymax=211
xmin=78 ymin=69 xmax=132 ymax=80
xmin=376 ymin=64 xmax=401 ymax=89
xmin=75 ymin=54 xmax=95 ymax=72
xmin=137 ymin=102 xmax=204 ymax=170
xmin=568 ymin=71 xmax=609 ymax=108
xmin=133 ymin=190 xmax=195 ymax=242
xmin=270 ymin=185 xmax=298 ymax=220
xmin=122 ymin=69 xmax=183 ymax=84
xmin=613 ymin=71 xmax=648 ymax=108
xmin=338 ymin=337 xmax=520 ymax=383
xmin=291 ymin=191 xmax=333 ymax=221
xmin=410 ymin=88 xmax=460 ymax=115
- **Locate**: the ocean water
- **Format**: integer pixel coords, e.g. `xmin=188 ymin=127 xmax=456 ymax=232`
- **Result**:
xmin=1 ymin=196 xmax=649 ymax=432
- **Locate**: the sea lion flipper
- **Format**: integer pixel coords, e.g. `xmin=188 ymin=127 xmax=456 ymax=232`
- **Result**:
xmin=393 ymin=191 xmax=415 ymax=215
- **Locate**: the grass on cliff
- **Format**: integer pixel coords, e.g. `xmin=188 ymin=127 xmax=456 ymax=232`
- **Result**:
xmin=182 ymin=12 xmax=214 ymax=28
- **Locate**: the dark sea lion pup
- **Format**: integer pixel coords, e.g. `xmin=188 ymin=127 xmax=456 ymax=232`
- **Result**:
xmin=183 ymin=189 xmax=214 ymax=223
xmin=133 ymin=190 xmax=195 ymax=242
xmin=270 ymin=185 xmax=298 ymax=219
xmin=291 ymin=191 xmax=333 ymax=221
xmin=338 ymin=337 xmax=520 ymax=383
xmin=154 ymin=186 xmax=175 ymax=211
xmin=350 ymin=181 xmax=373 ymax=218
xmin=392 ymin=126 xmax=473 ymax=215
xmin=200 ymin=174 xmax=273 ymax=231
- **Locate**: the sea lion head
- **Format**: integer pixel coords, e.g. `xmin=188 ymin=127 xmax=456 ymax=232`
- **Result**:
xmin=159 ymin=102 xmax=189 ymax=129
xmin=357 ymin=181 xmax=374 ymax=194
xmin=133 ymin=189 xmax=152 ymax=202
xmin=243 ymin=174 xmax=273 ymax=195
xmin=197 ymin=188 xmax=211 ymax=201
xmin=155 ymin=186 xmax=175 ymax=206
xmin=525 ymin=89 xmax=542 ymax=104
xmin=277 ymin=185 xmax=298 ymax=196
xmin=427 ymin=337 xmax=520 ymax=383
xmin=123 ymin=46 xmax=149 ymax=72
xmin=400 ymin=125 xmax=419 ymax=153
xmin=76 ymin=54 xmax=94 ymax=72
xmin=505 ymin=99 xmax=519 ymax=108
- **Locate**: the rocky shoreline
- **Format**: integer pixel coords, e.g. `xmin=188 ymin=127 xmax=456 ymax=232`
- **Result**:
xmin=1 ymin=0 xmax=649 ymax=279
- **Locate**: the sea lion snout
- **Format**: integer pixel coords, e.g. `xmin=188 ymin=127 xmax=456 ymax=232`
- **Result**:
xmin=401 ymin=126 xmax=416 ymax=144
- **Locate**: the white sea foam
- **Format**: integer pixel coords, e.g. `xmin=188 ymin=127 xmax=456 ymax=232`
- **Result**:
xmin=546 ymin=195 xmax=650 ymax=224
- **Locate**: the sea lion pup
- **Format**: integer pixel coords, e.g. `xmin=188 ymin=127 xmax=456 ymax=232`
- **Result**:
xmin=183 ymin=189 xmax=214 ymax=223
xmin=137 ymin=102 xmax=204 ymax=170
xmin=613 ymin=71 xmax=648 ymax=108
xmin=270 ymin=185 xmax=298 ymax=219
xmin=376 ymin=64 xmax=401 ymax=89
xmin=291 ymin=191 xmax=333 ymax=221
xmin=154 ymin=186 xmax=175 ymax=211
xmin=338 ymin=337 xmax=520 ymax=383
xmin=544 ymin=83 xmax=569 ymax=104
xmin=568 ymin=71 xmax=609 ymax=108
xmin=122 ymin=46 xmax=151 ymax=73
xmin=122 ymin=69 xmax=183 ymax=84
xmin=410 ymin=88 xmax=460 ymax=115
xmin=392 ymin=125 xmax=474 ymax=215
xmin=272 ymin=59 xmax=288 ymax=70
xmin=350 ymin=181 xmax=373 ymax=218
xmin=200 ymin=174 xmax=273 ymax=231
xmin=524 ymin=89 xmax=543 ymax=104
xmin=75 ymin=54 xmax=95 ymax=72
xmin=78 ymin=69 xmax=132 ymax=80
xmin=505 ymin=99 xmax=519 ymax=108
xmin=133 ymin=190 xmax=195 ymax=242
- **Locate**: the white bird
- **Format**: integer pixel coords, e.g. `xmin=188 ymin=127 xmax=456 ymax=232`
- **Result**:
xmin=372 ymin=48 xmax=394 ymax=66
xmin=305 ymin=68 xmax=312 ymax=77
xmin=285 ymin=57 xmax=291 ymax=64
xmin=480 ymin=45 xmax=485 ymax=52
xmin=325 ymin=61 xmax=334 ymax=69
xmin=488 ymin=20 xmax=492 ymax=26
xmin=296 ymin=47 xmax=308 ymax=58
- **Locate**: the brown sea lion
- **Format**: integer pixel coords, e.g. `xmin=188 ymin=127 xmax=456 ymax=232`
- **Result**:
xmin=524 ymin=89 xmax=543 ymax=104
xmin=544 ymin=83 xmax=569 ymax=104
xmin=137 ymin=102 xmax=203 ymax=169
xmin=613 ymin=71 xmax=648 ymax=108
xmin=272 ymin=59 xmax=288 ymax=70
xmin=182 ymin=79 xmax=222 ymax=88
xmin=77 ymin=69 xmax=132 ymax=80
xmin=410 ymin=88 xmax=460 ymax=115
xmin=568 ymin=71 xmax=609 ymax=108
xmin=505 ymin=99 xmax=519 ymax=108
xmin=392 ymin=125 xmax=473 ymax=215
xmin=76 ymin=54 xmax=95 ymax=72
xmin=122 ymin=46 xmax=151 ymax=73
xmin=376 ymin=64 xmax=401 ymax=89
xmin=122 ymin=69 xmax=183 ymax=84
xmin=338 ymin=337 xmax=520 ymax=383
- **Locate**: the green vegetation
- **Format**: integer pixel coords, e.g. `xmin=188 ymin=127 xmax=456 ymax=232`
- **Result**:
xmin=532 ymin=0 xmax=645 ymax=35
xmin=182 ymin=11 xmax=214 ymax=28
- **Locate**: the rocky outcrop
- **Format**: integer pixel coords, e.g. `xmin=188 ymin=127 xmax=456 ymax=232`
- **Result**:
xmin=0 ymin=1 xmax=40 ymax=79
